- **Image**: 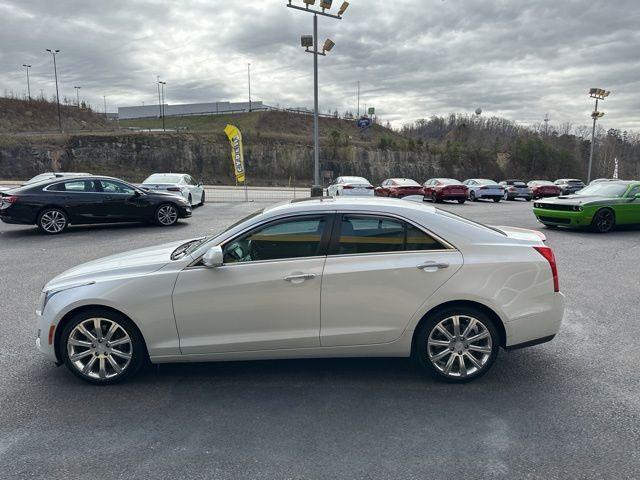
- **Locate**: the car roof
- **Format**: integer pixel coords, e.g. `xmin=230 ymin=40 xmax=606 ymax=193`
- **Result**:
xmin=267 ymin=197 xmax=437 ymax=215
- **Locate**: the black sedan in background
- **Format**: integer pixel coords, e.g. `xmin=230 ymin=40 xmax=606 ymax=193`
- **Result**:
xmin=0 ymin=176 xmax=192 ymax=234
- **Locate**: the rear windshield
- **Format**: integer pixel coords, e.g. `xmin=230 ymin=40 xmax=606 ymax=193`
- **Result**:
xmin=475 ymin=179 xmax=497 ymax=185
xmin=144 ymin=174 xmax=183 ymax=184
xmin=341 ymin=177 xmax=370 ymax=184
xmin=437 ymin=179 xmax=462 ymax=185
xmin=436 ymin=209 xmax=506 ymax=236
xmin=394 ymin=179 xmax=421 ymax=186
xmin=510 ymin=181 xmax=526 ymax=186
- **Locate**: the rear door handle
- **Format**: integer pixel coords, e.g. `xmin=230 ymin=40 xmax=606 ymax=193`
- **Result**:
xmin=284 ymin=273 xmax=316 ymax=283
xmin=417 ymin=261 xmax=449 ymax=272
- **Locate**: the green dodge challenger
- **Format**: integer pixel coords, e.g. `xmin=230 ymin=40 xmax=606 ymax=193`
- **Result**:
xmin=533 ymin=180 xmax=640 ymax=233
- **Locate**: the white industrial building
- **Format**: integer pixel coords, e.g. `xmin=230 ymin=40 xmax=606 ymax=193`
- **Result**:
xmin=118 ymin=101 xmax=264 ymax=120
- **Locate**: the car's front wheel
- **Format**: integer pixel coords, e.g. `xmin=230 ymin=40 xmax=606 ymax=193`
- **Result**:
xmin=414 ymin=307 xmax=499 ymax=382
xmin=503 ymin=192 xmax=509 ymax=201
xmin=155 ymin=203 xmax=179 ymax=227
xmin=470 ymin=191 xmax=477 ymax=201
xmin=199 ymin=191 xmax=206 ymax=206
xmin=60 ymin=309 xmax=146 ymax=385
xmin=591 ymin=208 xmax=615 ymax=233
xmin=37 ymin=207 xmax=69 ymax=235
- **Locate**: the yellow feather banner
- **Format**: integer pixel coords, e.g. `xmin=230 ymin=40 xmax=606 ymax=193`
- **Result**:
xmin=224 ymin=124 xmax=246 ymax=183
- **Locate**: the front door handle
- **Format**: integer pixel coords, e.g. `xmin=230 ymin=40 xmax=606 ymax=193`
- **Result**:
xmin=417 ymin=261 xmax=449 ymax=272
xmin=284 ymin=273 xmax=316 ymax=283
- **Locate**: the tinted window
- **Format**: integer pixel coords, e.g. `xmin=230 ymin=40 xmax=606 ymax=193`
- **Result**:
xmin=99 ymin=180 xmax=135 ymax=195
xmin=144 ymin=174 xmax=183 ymax=184
xmin=337 ymin=215 xmax=445 ymax=255
xmin=223 ymin=216 xmax=327 ymax=263
xmin=49 ymin=180 xmax=96 ymax=192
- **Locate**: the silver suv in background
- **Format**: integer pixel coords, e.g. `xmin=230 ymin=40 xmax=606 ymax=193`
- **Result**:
xmin=554 ymin=178 xmax=585 ymax=195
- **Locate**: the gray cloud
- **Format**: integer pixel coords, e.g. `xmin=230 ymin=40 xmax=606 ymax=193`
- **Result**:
xmin=0 ymin=0 xmax=638 ymax=130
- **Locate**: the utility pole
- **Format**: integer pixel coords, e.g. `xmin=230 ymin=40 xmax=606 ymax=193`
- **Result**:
xmin=46 ymin=49 xmax=62 ymax=132
xmin=103 ymin=95 xmax=107 ymax=118
xmin=543 ymin=114 xmax=549 ymax=136
xmin=22 ymin=64 xmax=32 ymax=100
xmin=157 ymin=75 xmax=162 ymax=120
xmin=248 ymin=63 xmax=252 ymax=112
xmin=587 ymin=88 xmax=609 ymax=184
xmin=287 ymin=0 xmax=348 ymax=192
xmin=357 ymin=80 xmax=360 ymax=117
xmin=159 ymin=81 xmax=167 ymax=131
xmin=74 ymin=86 xmax=81 ymax=107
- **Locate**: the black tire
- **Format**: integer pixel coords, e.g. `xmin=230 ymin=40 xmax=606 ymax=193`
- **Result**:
xmin=199 ymin=191 xmax=206 ymax=206
xmin=414 ymin=306 xmax=500 ymax=383
xmin=60 ymin=308 xmax=146 ymax=385
xmin=457 ymin=199 xmax=466 ymax=204
xmin=432 ymin=192 xmax=439 ymax=203
xmin=470 ymin=191 xmax=477 ymax=202
xmin=154 ymin=203 xmax=179 ymax=227
xmin=493 ymin=198 xmax=501 ymax=203
xmin=525 ymin=197 xmax=531 ymax=202
xmin=591 ymin=208 xmax=615 ymax=233
xmin=188 ymin=194 xmax=193 ymax=206
xmin=542 ymin=223 xmax=558 ymax=229
xmin=503 ymin=192 xmax=509 ymax=201
xmin=37 ymin=207 xmax=69 ymax=235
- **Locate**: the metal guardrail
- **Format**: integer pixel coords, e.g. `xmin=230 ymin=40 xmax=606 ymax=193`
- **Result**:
xmin=0 ymin=181 xmax=311 ymax=203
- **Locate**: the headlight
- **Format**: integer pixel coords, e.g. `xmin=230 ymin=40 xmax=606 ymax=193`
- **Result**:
xmin=37 ymin=281 xmax=95 ymax=315
xmin=573 ymin=205 xmax=583 ymax=212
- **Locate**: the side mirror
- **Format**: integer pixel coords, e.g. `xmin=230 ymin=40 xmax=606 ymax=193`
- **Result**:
xmin=202 ymin=245 xmax=224 ymax=268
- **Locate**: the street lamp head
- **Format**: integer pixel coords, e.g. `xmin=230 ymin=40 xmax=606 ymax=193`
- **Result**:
xmin=23 ymin=64 xmax=31 ymax=68
xmin=338 ymin=1 xmax=349 ymax=15
xmin=323 ymin=38 xmax=335 ymax=53
xmin=301 ymin=35 xmax=314 ymax=47
xmin=320 ymin=0 xmax=333 ymax=10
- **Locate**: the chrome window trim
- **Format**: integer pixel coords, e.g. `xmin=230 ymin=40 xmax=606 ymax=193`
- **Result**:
xmin=186 ymin=212 xmax=334 ymax=269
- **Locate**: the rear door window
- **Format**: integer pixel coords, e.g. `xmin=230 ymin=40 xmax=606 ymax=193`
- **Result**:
xmin=335 ymin=215 xmax=446 ymax=255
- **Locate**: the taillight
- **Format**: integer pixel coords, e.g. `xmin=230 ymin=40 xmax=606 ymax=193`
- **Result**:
xmin=534 ymin=246 xmax=559 ymax=292
xmin=167 ymin=187 xmax=181 ymax=192
xmin=342 ymin=185 xmax=354 ymax=190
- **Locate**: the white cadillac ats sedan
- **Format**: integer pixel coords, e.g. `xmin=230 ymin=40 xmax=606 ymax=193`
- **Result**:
xmin=36 ymin=198 xmax=564 ymax=384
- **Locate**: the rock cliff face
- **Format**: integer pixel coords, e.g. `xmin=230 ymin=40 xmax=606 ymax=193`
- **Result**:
xmin=0 ymin=133 xmax=440 ymax=185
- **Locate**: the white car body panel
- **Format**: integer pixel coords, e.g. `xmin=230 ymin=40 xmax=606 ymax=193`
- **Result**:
xmin=327 ymin=177 xmax=375 ymax=197
xmin=463 ymin=179 xmax=504 ymax=200
xmin=36 ymin=197 xmax=564 ymax=366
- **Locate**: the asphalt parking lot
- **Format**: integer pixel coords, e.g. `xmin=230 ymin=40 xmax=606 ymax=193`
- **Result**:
xmin=1 ymin=199 xmax=639 ymax=479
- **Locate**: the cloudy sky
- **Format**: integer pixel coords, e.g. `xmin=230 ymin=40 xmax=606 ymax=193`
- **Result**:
xmin=1 ymin=0 xmax=639 ymax=130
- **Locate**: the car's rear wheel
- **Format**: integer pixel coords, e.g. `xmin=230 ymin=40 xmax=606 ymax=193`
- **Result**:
xmin=188 ymin=194 xmax=193 ymax=206
xmin=503 ymin=192 xmax=509 ymax=201
xmin=493 ymin=198 xmax=501 ymax=203
xmin=414 ymin=307 xmax=499 ymax=383
xmin=431 ymin=192 xmax=439 ymax=203
xmin=591 ymin=208 xmax=615 ymax=233
xmin=60 ymin=309 xmax=146 ymax=385
xmin=457 ymin=199 xmax=465 ymax=204
xmin=470 ymin=191 xmax=477 ymax=201
xmin=155 ymin=204 xmax=179 ymax=226
xmin=199 ymin=191 xmax=206 ymax=206
xmin=37 ymin=208 xmax=69 ymax=235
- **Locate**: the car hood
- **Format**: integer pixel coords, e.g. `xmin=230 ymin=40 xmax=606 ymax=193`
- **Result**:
xmin=45 ymin=239 xmax=192 ymax=290
xmin=537 ymin=195 xmax=606 ymax=205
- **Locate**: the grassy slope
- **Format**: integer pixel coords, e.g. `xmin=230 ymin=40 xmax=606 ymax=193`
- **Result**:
xmin=0 ymin=97 xmax=111 ymax=133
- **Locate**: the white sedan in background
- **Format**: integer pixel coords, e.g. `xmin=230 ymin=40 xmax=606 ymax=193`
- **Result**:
xmin=36 ymin=197 xmax=564 ymax=385
xmin=327 ymin=176 xmax=375 ymax=196
xmin=141 ymin=173 xmax=205 ymax=207
xmin=462 ymin=179 xmax=505 ymax=202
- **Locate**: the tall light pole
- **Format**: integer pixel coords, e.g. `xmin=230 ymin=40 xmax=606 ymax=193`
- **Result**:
xmin=74 ymin=86 xmax=81 ymax=107
xmin=357 ymin=80 xmax=360 ymax=117
xmin=46 ymin=49 xmax=62 ymax=132
xmin=287 ymin=0 xmax=349 ymax=193
xmin=156 ymin=75 xmax=162 ymax=119
xmin=103 ymin=95 xmax=107 ymax=118
xmin=22 ymin=64 xmax=32 ymax=100
xmin=158 ymin=81 xmax=167 ymax=131
xmin=587 ymin=88 xmax=610 ymax=184
xmin=248 ymin=63 xmax=252 ymax=112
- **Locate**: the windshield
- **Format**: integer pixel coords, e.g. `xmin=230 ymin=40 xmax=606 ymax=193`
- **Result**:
xmin=144 ymin=174 xmax=183 ymax=184
xmin=394 ymin=179 xmax=421 ymax=186
xmin=171 ymin=209 xmax=264 ymax=260
xmin=575 ymin=183 xmax=629 ymax=197
xmin=475 ymin=179 xmax=497 ymax=185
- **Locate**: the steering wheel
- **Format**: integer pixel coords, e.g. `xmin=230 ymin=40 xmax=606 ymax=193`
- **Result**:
xmin=224 ymin=240 xmax=252 ymax=262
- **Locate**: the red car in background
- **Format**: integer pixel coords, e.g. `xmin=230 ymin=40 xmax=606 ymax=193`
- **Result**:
xmin=527 ymin=180 xmax=562 ymax=199
xmin=375 ymin=178 xmax=425 ymax=198
xmin=423 ymin=178 xmax=468 ymax=204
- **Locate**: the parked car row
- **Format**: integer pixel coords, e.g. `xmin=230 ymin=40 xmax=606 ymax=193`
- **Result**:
xmin=0 ymin=172 xmax=202 ymax=234
xmin=327 ymin=176 xmax=590 ymax=204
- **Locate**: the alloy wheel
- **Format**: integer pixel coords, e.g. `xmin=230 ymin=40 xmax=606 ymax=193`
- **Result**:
xmin=156 ymin=205 xmax=178 ymax=226
xmin=39 ymin=209 xmax=67 ymax=234
xmin=66 ymin=318 xmax=132 ymax=380
xmin=427 ymin=315 xmax=492 ymax=378
xmin=593 ymin=209 xmax=614 ymax=233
